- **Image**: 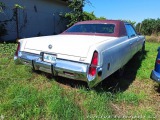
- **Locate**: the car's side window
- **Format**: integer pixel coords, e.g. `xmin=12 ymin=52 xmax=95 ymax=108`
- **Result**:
xmin=125 ymin=24 xmax=137 ymax=38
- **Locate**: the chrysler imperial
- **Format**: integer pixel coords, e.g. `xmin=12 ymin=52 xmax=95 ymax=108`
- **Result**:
xmin=14 ymin=20 xmax=145 ymax=88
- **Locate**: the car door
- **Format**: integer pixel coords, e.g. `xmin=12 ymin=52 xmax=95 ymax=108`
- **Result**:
xmin=155 ymin=47 xmax=160 ymax=73
xmin=125 ymin=24 xmax=139 ymax=57
xmin=137 ymin=35 xmax=145 ymax=51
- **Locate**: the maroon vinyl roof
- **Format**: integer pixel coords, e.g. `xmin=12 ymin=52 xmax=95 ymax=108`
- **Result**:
xmin=62 ymin=20 xmax=127 ymax=37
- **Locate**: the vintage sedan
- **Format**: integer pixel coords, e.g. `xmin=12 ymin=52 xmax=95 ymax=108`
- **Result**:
xmin=14 ymin=20 xmax=145 ymax=88
xmin=150 ymin=47 xmax=160 ymax=84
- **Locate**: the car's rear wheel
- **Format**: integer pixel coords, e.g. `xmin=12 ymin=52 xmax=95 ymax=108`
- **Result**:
xmin=141 ymin=42 xmax=145 ymax=53
xmin=115 ymin=66 xmax=125 ymax=78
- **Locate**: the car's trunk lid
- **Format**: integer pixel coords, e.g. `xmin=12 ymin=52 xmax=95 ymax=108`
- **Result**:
xmin=24 ymin=34 xmax=114 ymax=58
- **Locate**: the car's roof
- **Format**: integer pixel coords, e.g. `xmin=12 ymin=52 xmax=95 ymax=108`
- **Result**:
xmin=75 ymin=20 xmax=123 ymax=25
xmin=63 ymin=20 xmax=127 ymax=37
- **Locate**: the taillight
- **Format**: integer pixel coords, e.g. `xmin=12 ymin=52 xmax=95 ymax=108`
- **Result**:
xmin=15 ymin=42 xmax=20 ymax=56
xmin=88 ymin=51 xmax=98 ymax=76
xmin=156 ymin=59 xmax=160 ymax=64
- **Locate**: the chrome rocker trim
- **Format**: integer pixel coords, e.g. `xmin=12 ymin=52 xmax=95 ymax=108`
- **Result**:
xmin=14 ymin=51 xmax=102 ymax=88
xmin=150 ymin=70 xmax=160 ymax=83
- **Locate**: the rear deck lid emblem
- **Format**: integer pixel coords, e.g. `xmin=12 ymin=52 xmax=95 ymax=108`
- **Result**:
xmin=48 ymin=44 xmax=52 ymax=49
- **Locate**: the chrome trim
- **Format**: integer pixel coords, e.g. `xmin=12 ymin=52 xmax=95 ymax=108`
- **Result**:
xmin=87 ymin=67 xmax=103 ymax=88
xmin=14 ymin=51 xmax=40 ymax=66
xmin=14 ymin=51 xmax=103 ymax=88
xmin=150 ymin=70 xmax=160 ymax=83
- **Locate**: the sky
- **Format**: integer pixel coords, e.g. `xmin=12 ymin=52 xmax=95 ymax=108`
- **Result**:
xmin=83 ymin=0 xmax=160 ymax=23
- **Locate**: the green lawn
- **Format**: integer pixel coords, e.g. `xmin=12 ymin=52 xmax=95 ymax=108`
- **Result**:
xmin=0 ymin=42 xmax=159 ymax=119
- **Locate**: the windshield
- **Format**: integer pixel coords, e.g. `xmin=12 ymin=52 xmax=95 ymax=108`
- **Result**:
xmin=65 ymin=24 xmax=115 ymax=34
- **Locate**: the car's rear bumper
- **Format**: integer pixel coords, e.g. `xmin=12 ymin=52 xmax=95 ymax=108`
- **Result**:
xmin=150 ymin=70 xmax=160 ymax=83
xmin=14 ymin=51 xmax=102 ymax=88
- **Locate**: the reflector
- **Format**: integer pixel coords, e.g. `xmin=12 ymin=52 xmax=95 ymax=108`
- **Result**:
xmin=88 ymin=51 xmax=98 ymax=76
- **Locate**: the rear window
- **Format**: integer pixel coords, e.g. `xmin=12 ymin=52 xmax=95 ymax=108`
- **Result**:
xmin=65 ymin=24 xmax=115 ymax=34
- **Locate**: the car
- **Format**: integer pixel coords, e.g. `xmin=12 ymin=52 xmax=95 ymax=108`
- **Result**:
xmin=14 ymin=20 xmax=145 ymax=88
xmin=150 ymin=47 xmax=160 ymax=84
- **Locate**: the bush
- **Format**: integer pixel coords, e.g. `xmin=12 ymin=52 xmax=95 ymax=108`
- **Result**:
xmin=139 ymin=18 xmax=160 ymax=36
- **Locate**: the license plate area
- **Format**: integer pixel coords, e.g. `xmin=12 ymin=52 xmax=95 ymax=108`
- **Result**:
xmin=43 ymin=53 xmax=56 ymax=63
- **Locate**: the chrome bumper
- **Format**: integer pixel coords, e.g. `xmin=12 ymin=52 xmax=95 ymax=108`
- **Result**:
xmin=150 ymin=70 xmax=160 ymax=83
xmin=14 ymin=51 xmax=102 ymax=88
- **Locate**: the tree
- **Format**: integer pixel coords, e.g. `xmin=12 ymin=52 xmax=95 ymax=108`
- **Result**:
xmin=135 ymin=23 xmax=141 ymax=33
xmin=63 ymin=0 xmax=106 ymax=27
xmin=155 ymin=18 xmax=160 ymax=35
xmin=122 ymin=20 xmax=136 ymax=27
xmin=83 ymin=11 xmax=106 ymax=21
xmin=141 ymin=19 xmax=156 ymax=35
xmin=64 ymin=0 xmax=84 ymax=27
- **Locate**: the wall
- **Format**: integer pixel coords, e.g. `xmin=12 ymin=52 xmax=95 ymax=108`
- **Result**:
xmin=0 ymin=0 xmax=70 ymax=41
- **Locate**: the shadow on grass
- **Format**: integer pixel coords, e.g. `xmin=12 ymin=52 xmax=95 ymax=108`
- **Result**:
xmin=54 ymin=77 xmax=89 ymax=89
xmin=94 ymin=51 xmax=147 ymax=93
xmin=40 ymin=51 xmax=147 ymax=93
xmin=154 ymin=84 xmax=160 ymax=93
xmin=36 ymin=71 xmax=89 ymax=89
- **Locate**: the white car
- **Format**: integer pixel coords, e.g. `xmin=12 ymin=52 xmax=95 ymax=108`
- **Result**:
xmin=14 ymin=20 xmax=145 ymax=88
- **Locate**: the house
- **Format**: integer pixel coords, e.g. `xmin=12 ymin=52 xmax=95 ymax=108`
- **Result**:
xmin=0 ymin=0 xmax=70 ymax=41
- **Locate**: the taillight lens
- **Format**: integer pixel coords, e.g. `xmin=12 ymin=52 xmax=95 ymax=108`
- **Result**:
xmin=88 ymin=51 xmax=98 ymax=76
xmin=156 ymin=59 xmax=160 ymax=64
xmin=15 ymin=42 xmax=20 ymax=56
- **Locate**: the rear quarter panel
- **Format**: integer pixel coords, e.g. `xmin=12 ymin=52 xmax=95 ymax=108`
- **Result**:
xmin=97 ymin=36 xmax=131 ymax=80
xmin=137 ymin=35 xmax=145 ymax=51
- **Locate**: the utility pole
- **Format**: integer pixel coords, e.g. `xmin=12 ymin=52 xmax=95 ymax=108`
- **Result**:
xmin=15 ymin=7 xmax=19 ymax=39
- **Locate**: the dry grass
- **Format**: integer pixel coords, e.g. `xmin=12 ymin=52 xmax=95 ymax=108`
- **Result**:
xmin=110 ymin=80 xmax=160 ymax=119
xmin=145 ymin=35 xmax=160 ymax=43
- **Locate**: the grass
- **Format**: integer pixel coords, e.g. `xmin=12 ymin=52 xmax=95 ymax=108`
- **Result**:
xmin=136 ymin=44 xmax=158 ymax=80
xmin=0 ymin=42 xmax=160 ymax=119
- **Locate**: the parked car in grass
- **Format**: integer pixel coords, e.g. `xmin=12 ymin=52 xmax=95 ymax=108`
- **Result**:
xmin=14 ymin=20 xmax=145 ymax=88
xmin=151 ymin=47 xmax=160 ymax=84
